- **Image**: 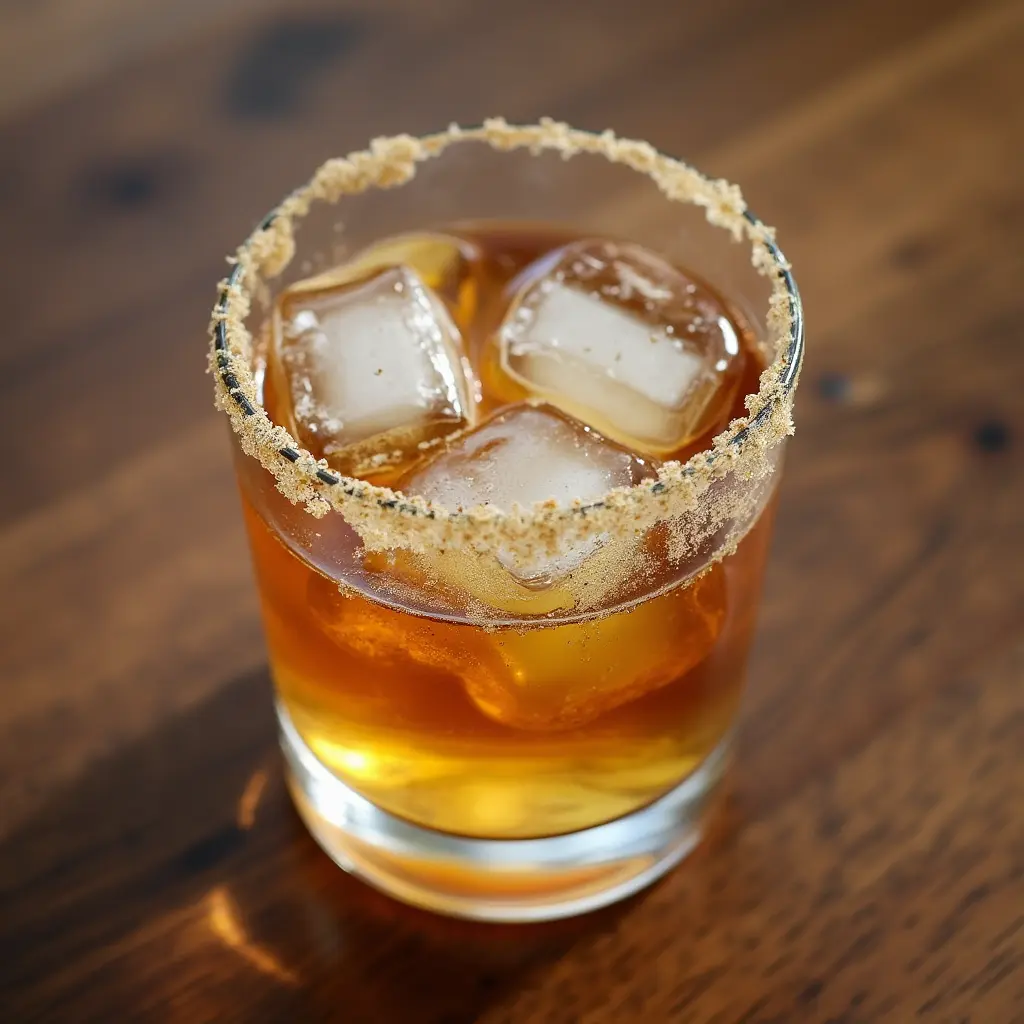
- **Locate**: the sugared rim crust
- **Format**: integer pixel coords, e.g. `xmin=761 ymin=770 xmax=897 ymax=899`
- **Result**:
xmin=209 ymin=119 xmax=803 ymax=561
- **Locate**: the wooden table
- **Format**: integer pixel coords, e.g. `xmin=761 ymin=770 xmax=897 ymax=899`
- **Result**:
xmin=2 ymin=1 xmax=1022 ymax=1020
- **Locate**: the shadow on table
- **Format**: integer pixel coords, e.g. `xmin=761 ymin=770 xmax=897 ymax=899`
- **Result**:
xmin=0 ymin=665 xmax=645 ymax=1023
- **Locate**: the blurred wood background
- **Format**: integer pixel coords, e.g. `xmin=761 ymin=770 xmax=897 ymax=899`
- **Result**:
xmin=1 ymin=0 xmax=1022 ymax=1021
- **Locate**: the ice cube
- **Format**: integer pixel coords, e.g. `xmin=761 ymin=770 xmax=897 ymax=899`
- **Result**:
xmin=270 ymin=265 xmax=475 ymax=477
xmin=308 ymin=569 xmax=466 ymax=677
xmin=495 ymin=239 xmax=743 ymax=456
xmin=352 ymin=537 xmax=726 ymax=731
xmin=288 ymin=232 xmax=485 ymax=332
xmin=462 ymin=564 xmax=726 ymax=730
xmin=401 ymin=402 xmax=655 ymax=591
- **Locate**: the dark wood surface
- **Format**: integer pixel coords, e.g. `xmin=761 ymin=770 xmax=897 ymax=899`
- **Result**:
xmin=2 ymin=1 xmax=1023 ymax=1021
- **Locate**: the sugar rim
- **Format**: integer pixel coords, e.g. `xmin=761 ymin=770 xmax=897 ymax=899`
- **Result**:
xmin=209 ymin=119 xmax=803 ymax=560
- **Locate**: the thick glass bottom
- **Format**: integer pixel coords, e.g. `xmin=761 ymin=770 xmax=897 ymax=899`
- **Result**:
xmin=279 ymin=701 xmax=730 ymax=921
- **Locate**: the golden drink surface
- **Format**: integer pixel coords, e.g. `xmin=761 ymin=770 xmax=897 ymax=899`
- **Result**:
xmin=242 ymin=223 xmax=775 ymax=839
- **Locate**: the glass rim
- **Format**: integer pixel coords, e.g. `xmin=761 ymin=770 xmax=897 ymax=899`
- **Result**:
xmin=209 ymin=119 xmax=803 ymax=561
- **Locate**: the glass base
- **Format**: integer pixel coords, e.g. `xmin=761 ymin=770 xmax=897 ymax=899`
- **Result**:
xmin=278 ymin=702 xmax=730 ymax=922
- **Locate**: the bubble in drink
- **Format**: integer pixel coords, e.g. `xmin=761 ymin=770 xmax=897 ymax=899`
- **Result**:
xmin=287 ymin=232 xmax=486 ymax=331
xmin=401 ymin=402 xmax=656 ymax=596
xmin=270 ymin=265 xmax=476 ymax=477
xmin=494 ymin=239 xmax=743 ymax=456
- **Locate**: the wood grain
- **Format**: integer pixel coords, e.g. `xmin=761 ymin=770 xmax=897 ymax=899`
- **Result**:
xmin=1 ymin=0 xmax=1022 ymax=1021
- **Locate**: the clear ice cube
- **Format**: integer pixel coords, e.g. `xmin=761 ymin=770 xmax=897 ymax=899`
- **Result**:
xmin=271 ymin=265 xmax=475 ymax=476
xmin=496 ymin=239 xmax=743 ymax=456
xmin=401 ymin=402 xmax=655 ymax=588
xmin=462 ymin=563 xmax=726 ymax=730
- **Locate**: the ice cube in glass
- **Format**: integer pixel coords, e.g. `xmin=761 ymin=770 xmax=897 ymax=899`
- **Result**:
xmin=269 ymin=265 xmax=475 ymax=478
xmin=495 ymin=239 xmax=744 ymax=456
xmin=401 ymin=402 xmax=655 ymax=598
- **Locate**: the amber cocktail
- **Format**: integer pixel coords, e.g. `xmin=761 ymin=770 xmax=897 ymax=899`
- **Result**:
xmin=212 ymin=121 xmax=803 ymax=921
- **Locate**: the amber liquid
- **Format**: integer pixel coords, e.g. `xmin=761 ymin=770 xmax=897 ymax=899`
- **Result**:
xmin=241 ymin=223 xmax=775 ymax=839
